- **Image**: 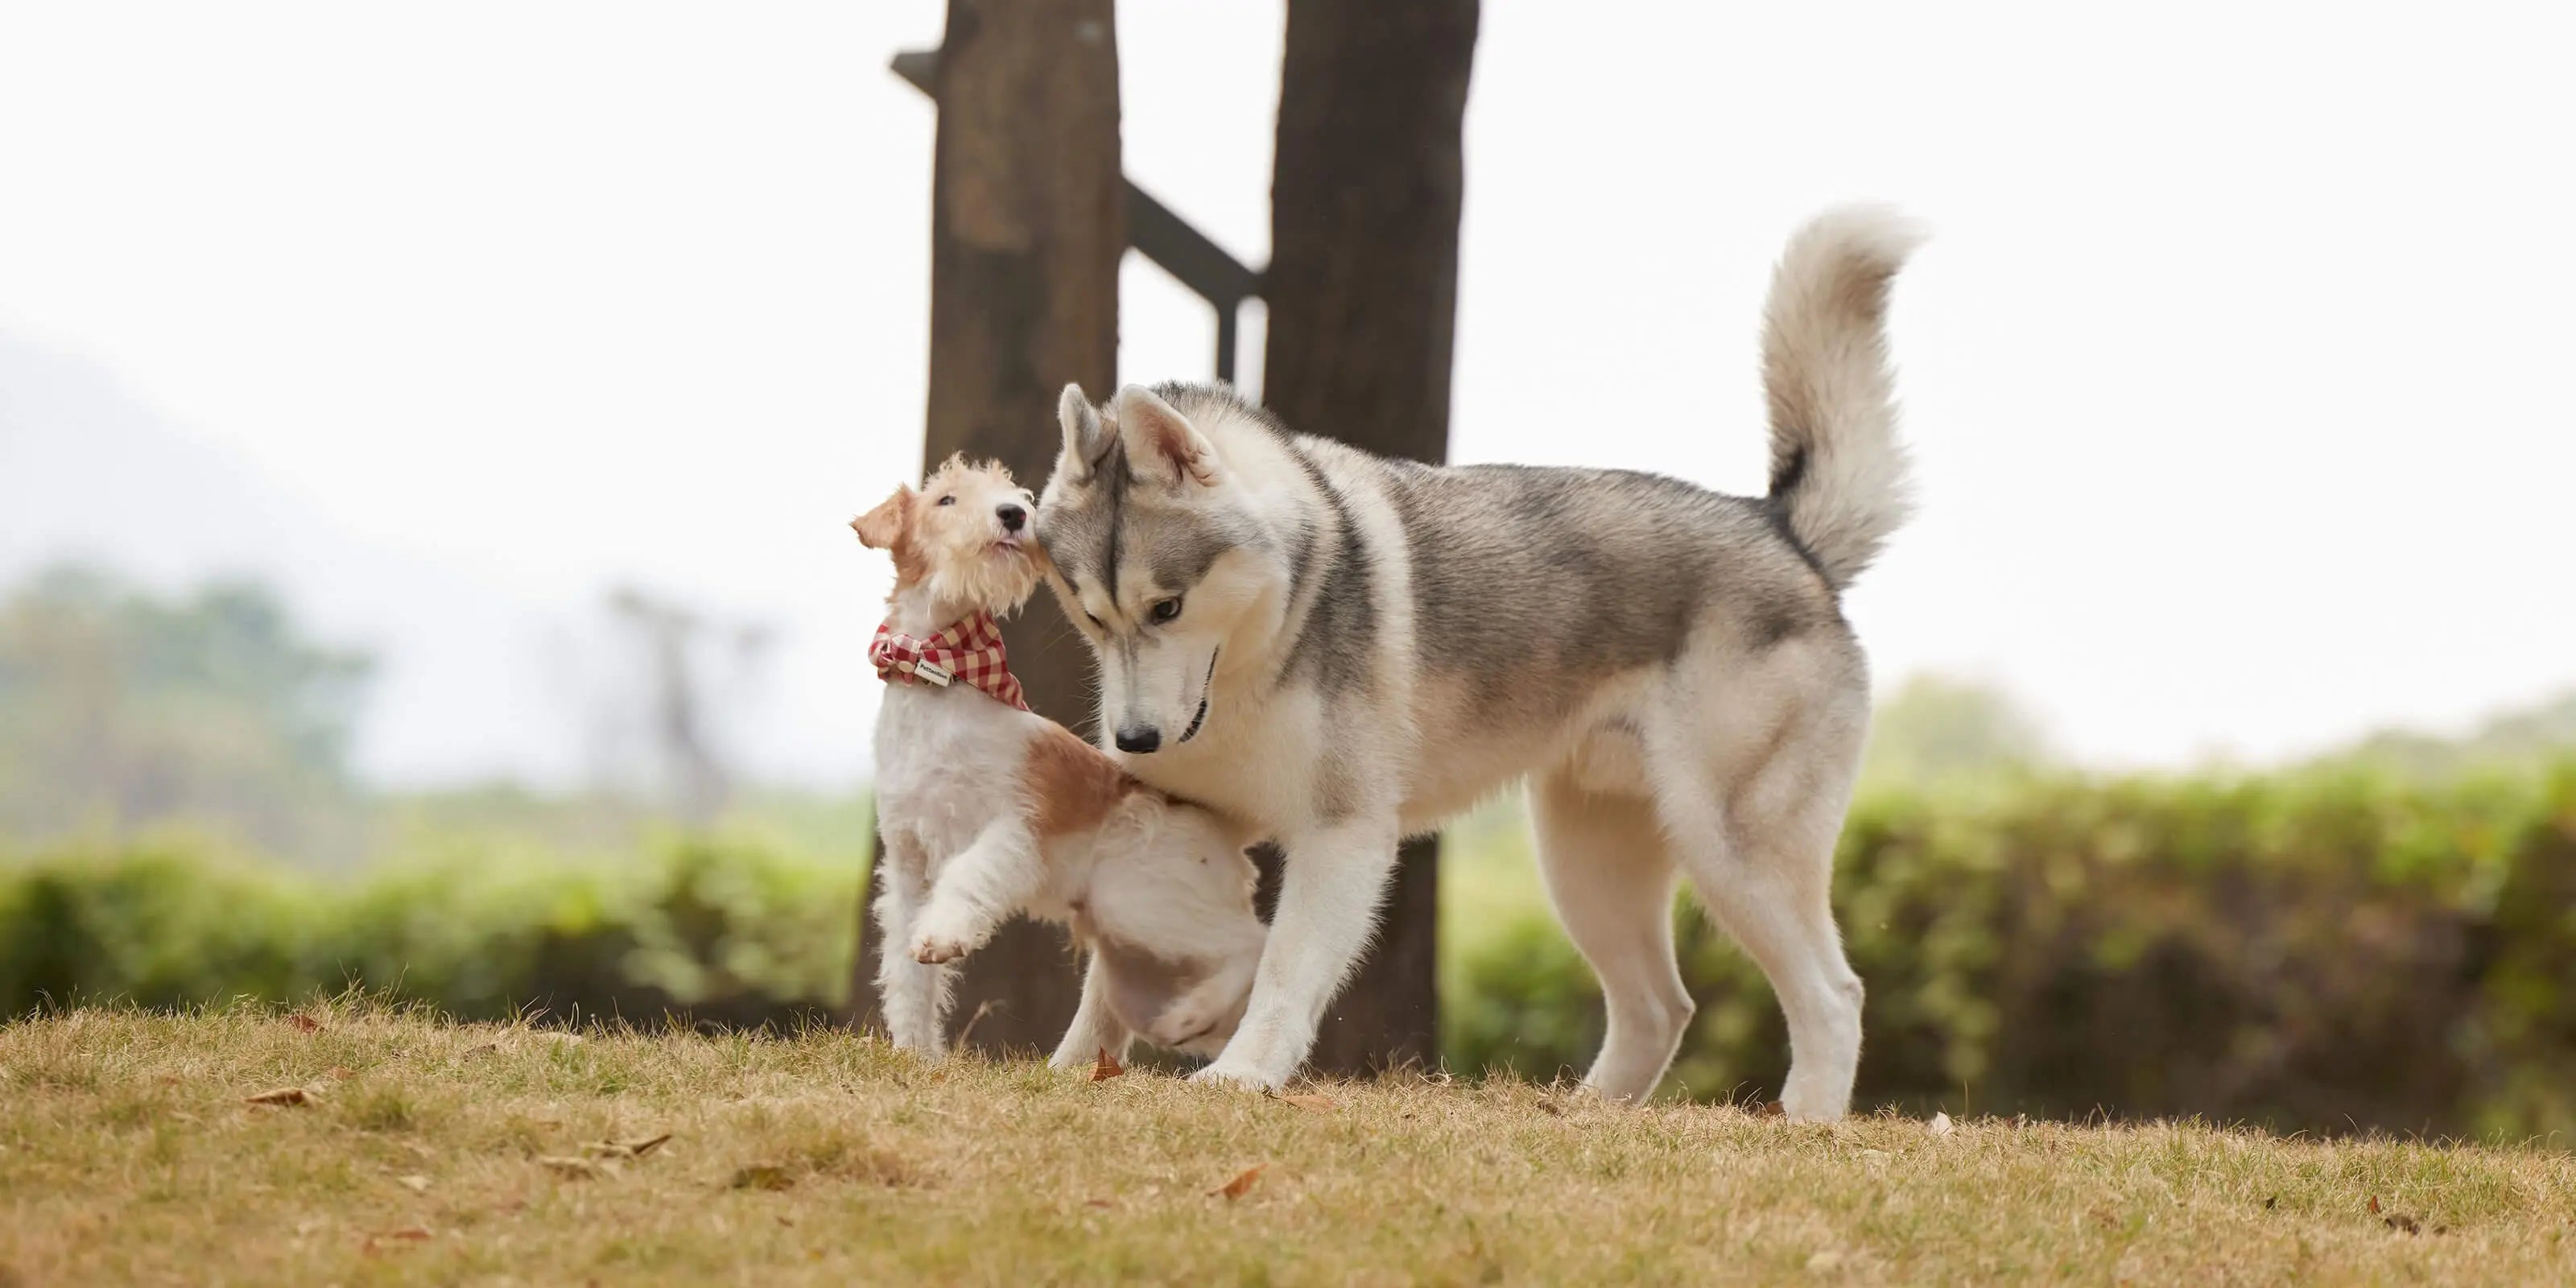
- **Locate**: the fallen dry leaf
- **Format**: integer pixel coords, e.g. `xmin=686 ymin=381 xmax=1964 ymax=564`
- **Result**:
xmin=2368 ymin=1195 xmax=2382 ymax=1215
xmin=1278 ymin=1094 xmax=1335 ymax=1115
xmin=1928 ymin=1111 xmax=1955 ymax=1137
xmin=287 ymin=1014 xmax=322 ymax=1034
xmin=326 ymin=1066 xmax=357 ymax=1081
xmin=1091 ymin=1048 xmax=1125 ymax=1082
xmin=361 ymin=1227 xmax=432 ymax=1255
xmin=1210 ymin=1165 xmax=1265 ymax=1201
xmin=539 ymin=1155 xmax=612 ymax=1180
xmin=729 ymin=1164 xmax=796 ymax=1191
xmin=1759 ymin=1101 xmax=1786 ymax=1119
xmin=1084 ymin=1198 xmax=1114 ymax=1209
xmin=243 ymin=1086 xmax=318 ymax=1107
xmin=396 ymin=1174 xmax=431 ymax=1195
xmin=583 ymin=1133 xmax=674 ymax=1160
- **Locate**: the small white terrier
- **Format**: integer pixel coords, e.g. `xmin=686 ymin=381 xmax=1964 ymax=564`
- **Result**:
xmin=854 ymin=455 xmax=1266 ymax=1067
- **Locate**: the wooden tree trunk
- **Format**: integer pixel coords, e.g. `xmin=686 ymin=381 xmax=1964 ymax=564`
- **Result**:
xmin=1261 ymin=0 xmax=1480 ymax=1075
xmin=847 ymin=0 xmax=1122 ymax=1055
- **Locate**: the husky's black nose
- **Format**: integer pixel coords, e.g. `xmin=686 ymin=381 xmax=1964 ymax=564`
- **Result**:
xmin=996 ymin=503 xmax=1026 ymax=533
xmin=1114 ymin=724 xmax=1162 ymax=754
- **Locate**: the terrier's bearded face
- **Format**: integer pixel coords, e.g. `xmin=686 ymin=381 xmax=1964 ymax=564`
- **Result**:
xmin=852 ymin=456 xmax=1045 ymax=614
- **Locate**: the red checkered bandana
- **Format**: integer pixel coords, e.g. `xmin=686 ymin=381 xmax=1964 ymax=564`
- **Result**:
xmin=871 ymin=611 xmax=1030 ymax=712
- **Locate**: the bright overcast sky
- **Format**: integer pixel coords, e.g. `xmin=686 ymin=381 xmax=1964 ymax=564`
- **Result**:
xmin=2 ymin=2 xmax=2570 ymax=788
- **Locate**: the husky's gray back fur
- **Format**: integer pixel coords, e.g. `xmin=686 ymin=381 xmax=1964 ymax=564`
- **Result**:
xmin=1380 ymin=461 xmax=1842 ymax=728
xmin=1044 ymin=383 xmax=1881 ymax=749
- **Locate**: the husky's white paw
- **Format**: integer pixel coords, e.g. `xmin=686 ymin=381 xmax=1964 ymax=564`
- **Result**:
xmin=1777 ymin=1084 xmax=1850 ymax=1123
xmin=1188 ymin=1058 xmax=1282 ymax=1093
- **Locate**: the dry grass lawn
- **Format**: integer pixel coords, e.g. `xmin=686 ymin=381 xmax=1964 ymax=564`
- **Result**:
xmin=3 ymin=1001 xmax=2572 ymax=1286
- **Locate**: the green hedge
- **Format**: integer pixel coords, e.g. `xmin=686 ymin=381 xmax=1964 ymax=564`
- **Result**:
xmin=0 ymin=833 xmax=858 ymax=1032
xmin=1448 ymin=765 xmax=2576 ymax=1139
xmin=7 ymin=767 xmax=2574 ymax=1138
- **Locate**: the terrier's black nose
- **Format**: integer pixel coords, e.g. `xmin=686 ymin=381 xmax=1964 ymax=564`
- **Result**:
xmin=997 ymin=503 xmax=1027 ymax=532
xmin=1114 ymin=724 xmax=1162 ymax=754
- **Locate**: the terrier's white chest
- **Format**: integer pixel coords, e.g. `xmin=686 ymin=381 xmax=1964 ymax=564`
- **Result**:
xmin=872 ymin=685 xmax=1030 ymax=865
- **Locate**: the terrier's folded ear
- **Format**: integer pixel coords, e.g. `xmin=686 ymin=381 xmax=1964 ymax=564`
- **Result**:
xmin=852 ymin=485 xmax=913 ymax=550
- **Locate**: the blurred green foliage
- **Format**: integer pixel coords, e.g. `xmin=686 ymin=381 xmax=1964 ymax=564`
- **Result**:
xmin=0 ymin=831 xmax=858 ymax=1032
xmin=1447 ymin=763 xmax=2576 ymax=1140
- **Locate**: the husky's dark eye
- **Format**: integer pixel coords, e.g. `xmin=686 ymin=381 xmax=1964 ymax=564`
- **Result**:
xmin=1083 ymin=611 xmax=1104 ymax=630
xmin=1150 ymin=597 xmax=1183 ymax=624
xmin=935 ymin=494 xmax=956 ymax=507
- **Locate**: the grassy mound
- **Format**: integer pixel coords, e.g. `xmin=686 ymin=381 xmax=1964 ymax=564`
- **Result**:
xmin=3 ymin=1002 xmax=2570 ymax=1285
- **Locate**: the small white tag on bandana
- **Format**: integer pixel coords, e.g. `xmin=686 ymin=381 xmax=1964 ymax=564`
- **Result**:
xmin=910 ymin=659 xmax=953 ymax=686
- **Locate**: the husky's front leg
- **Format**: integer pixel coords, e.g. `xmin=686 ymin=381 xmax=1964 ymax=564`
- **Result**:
xmin=1192 ymin=815 xmax=1398 ymax=1092
xmin=909 ymin=818 xmax=1044 ymax=965
xmin=1048 ymin=950 xmax=1133 ymax=1071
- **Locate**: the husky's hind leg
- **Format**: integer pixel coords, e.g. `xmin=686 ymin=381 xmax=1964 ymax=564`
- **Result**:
xmin=1530 ymin=768 xmax=1695 ymax=1100
xmin=1642 ymin=706 xmax=1865 ymax=1121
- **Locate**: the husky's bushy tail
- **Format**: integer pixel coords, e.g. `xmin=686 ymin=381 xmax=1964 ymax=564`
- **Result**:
xmin=1761 ymin=206 xmax=1924 ymax=592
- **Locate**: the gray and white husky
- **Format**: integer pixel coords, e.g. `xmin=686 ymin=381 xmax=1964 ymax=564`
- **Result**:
xmin=1034 ymin=207 xmax=1920 ymax=1120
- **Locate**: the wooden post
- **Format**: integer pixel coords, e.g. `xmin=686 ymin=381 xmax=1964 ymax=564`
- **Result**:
xmin=1261 ymin=0 xmax=1480 ymax=1075
xmin=848 ymin=0 xmax=1123 ymax=1054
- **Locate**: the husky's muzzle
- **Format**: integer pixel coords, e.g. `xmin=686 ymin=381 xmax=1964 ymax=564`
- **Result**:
xmin=1119 ymin=648 xmax=1219 ymax=754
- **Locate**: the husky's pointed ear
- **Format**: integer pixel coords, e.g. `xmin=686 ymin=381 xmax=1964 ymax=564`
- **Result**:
xmin=1114 ymin=384 xmax=1220 ymax=488
xmin=850 ymin=485 xmax=912 ymax=551
xmin=1057 ymin=384 xmax=1116 ymax=477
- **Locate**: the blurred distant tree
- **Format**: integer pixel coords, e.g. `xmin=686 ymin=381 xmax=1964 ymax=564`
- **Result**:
xmin=848 ymin=0 xmax=1124 ymax=1053
xmin=604 ymin=585 xmax=771 ymax=826
xmin=0 ymin=564 xmax=372 ymax=858
xmin=1859 ymin=674 xmax=2055 ymax=791
xmin=2316 ymin=689 xmax=2576 ymax=781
